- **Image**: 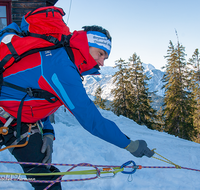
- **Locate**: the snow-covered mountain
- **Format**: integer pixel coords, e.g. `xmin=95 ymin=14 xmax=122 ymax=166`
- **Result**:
xmin=83 ymin=63 xmax=165 ymax=101
xmin=1 ymin=106 xmax=200 ymax=190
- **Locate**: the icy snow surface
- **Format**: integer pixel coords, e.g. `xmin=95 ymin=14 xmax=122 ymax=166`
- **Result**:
xmin=0 ymin=106 xmax=200 ymax=190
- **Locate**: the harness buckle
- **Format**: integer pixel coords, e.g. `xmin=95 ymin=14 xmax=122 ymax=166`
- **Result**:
xmin=46 ymin=35 xmax=59 ymax=44
xmin=26 ymin=87 xmax=33 ymax=97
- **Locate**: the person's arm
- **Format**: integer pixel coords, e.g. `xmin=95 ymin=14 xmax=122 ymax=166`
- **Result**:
xmin=41 ymin=116 xmax=54 ymax=164
xmin=45 ymin=56 xmax=130 ymax=148
xmin=41 ymin=116 xmax=55 ymax=137
xmin=41 ymin=48 xmax=154 ymax=157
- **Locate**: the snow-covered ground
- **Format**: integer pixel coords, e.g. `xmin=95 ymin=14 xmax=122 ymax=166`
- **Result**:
xmin=0 ymin=106 xmax=200 ymax=190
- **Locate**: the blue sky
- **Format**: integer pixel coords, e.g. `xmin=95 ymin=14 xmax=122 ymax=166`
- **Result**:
xmin=55 ymin=0 xmax=200 ymax=70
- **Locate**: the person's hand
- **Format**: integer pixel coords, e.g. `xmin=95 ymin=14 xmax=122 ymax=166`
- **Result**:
xmin=41 ymin=134 xmax=54 ymax=163
xmin=126 ymin=140 xmax=154 ymax=158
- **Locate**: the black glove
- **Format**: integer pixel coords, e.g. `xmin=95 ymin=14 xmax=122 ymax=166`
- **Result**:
xmin=41 ymin=134 xmax=54 ymax=164
xmin=126 ymin=140 xmax=154 ymax=158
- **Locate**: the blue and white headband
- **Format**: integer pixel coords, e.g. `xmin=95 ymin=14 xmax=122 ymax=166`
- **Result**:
xmin=87 ymin=31 xmax=112 ymax=56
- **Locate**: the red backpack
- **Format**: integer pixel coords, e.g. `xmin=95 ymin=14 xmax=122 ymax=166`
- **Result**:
xmin=0 ymin=6 xmax=71 ymax=72
xmin=0 ymin=6 xmax=72 ymax=139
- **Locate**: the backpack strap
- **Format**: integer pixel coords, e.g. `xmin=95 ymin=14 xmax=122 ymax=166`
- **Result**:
xmin=2 ymin=81 xmax=58 ymax=139
xmin=0 ymin=42 xmax=21 ymax=71
xmin=6 ymin=43 xmax=21 ymax=62
xmin=2 ymin=81 xmax=58 ymax=103
xmin=0 ymin=28 xmax=22 ymax=37
xmin=26 ymin=32 xmax=60 ymax=45
xmin=63 ymin=34 xmax=74 ymax=63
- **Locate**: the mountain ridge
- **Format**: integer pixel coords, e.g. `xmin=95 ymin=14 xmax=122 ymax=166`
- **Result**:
xmin=83 ymin=63 xmax=165 ymax=101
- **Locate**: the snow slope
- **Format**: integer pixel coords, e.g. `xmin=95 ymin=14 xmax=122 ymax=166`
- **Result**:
xmin=0 ymin=106 xmax=200 ymax=190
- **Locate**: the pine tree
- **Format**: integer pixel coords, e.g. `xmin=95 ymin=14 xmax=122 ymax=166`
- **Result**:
xmin=154 ymin=107 xmax=165 ymax=131
xmin=162 ymin=40 xmax=196 ymax=140
xmin=188 ymin=49 xmax=200 ymax=143
xmin=127 ymin=53 xmax=157 ymax=129
xmin=111 ymin=58 xmax=129 ymax=117
xmin=93 ymin=85 xmax=106 ymax=109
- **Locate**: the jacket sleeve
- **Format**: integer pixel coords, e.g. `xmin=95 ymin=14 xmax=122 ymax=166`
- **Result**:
xmin=41 ymin=48 xmax=131 ymax=148
xmin=41 ymin=116 xmax=55 ymax=137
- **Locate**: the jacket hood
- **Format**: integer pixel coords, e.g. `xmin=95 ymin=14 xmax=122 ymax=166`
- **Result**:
xmin=69 ymin=30 xmax=100 ymax=76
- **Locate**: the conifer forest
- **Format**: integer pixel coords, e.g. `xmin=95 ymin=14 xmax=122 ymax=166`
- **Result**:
xmin=94 ymin=39 xmax=200 ymax=143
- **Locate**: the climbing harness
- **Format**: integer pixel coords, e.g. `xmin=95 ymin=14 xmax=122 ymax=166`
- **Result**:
xmin=0 ymin=106 xmax=42 ymax=152
xmin=0 ymin=107 xmax=15 ymax=136
xmin=0 ymin=150 xmax=199 ymax=190
xmin=0 ymin=123 xmax=34 ymax=152
xmin=9 ymin=123 xmax=40 ymax=154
